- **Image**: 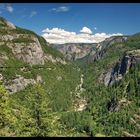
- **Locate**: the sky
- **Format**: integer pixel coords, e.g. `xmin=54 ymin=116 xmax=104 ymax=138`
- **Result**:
xmin=0 ymin=3 xmax=140 ymax=44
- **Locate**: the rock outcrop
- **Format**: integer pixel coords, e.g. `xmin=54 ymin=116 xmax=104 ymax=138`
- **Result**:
xmin=100 ymin=49 xmax=140 ymax=86
xmin=6 ymin=39 xmax=45 ymax=65
xmin=107 ymin=98 xmax=131 ymax=112
xmin=5 ymin=75 xmax=36 ymax=94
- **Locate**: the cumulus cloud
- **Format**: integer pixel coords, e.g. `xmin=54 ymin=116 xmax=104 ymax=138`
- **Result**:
xmin=80 ymin=27 xmax=92 ymax=34
xmin=30 ymin=11 xmax=37 ymax=17
xmin=42 ymin=27 xmax=123 ymax=44
xmin=50 ymin=6 xmax=70 ymax=12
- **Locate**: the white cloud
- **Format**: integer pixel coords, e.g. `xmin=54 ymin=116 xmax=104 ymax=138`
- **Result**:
xmin=6 ymin=5 xmax=13 ymax=13
xmin=80 ymin=27 xmax=92 ymax=34
xmin=30 ymin=11 xmax=37 ymax=17
xmin=50 ymin=6 xmax=70 ymax=12
xmin=42 ymin=27 xmax=123 ymax=44
xmin=0 ymin=4 xmax=14 ymax=13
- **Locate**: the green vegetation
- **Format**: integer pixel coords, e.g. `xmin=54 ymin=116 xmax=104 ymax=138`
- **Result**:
xmin=0 ymin=81 xmax=13 ymax=136
xmin=1 ymin=17 xmax=140 ymax=136
xmin=11 ymin=38 xmax=35 ymax=43
xmin=38 ymin=36 xmax=65 ymax=59
xmin=69 ymin=34 xmax=140 ymax=137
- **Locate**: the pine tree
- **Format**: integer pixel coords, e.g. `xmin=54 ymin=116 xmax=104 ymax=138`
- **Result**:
xmin=31 ymin=83 xmax=52 ymax=136
xmin=13 ymin=83 xmax=65 ymax=136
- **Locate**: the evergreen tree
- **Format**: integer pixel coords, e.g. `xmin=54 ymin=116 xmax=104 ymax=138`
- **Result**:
xmin=13 ymin=83 xmax=65 ymax=136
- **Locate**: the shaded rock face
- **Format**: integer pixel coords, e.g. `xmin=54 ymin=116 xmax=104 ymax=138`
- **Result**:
xmin=57 ymin=43 xmax=104 ymax=63
xmin=87 ymin=46 xmax=106 ymax=64
xmin=100 ymin=49 xmax=140 ymax=86
xmin=53 ymin=43 xmax=97 ymax=61
xmin=107 ymin=98 xmax=131 ymax=112
xmin=100 ymin=36 xmax=127 ymax=47
xmin=5 ymin=75 xmax=36 ymax=94
xmin=60 ymin=44 xmax=91 ymax=61
xmin=107 ymin=98 xmax=118 ymax=112
xmin=102 ymin=68 xmax=113 ymax=86
xmin=87 ymin=36 xmax=127 ymax=64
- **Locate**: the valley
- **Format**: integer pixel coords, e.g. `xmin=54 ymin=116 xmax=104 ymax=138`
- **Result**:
xmin=1 ymin=17 xmax=140 ymax=137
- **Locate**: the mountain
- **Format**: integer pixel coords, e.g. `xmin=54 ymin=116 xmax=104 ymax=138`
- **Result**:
xmin=52 ymin=36 xmax=128 ymax=62
xmin=52 ymin=43 xmax=97 ymax=61
xmin=1 ymin=16 xmax=140 ymax=137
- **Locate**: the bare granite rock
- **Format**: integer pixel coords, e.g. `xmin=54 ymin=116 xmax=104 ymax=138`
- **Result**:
xmin=99 ymin=49 xmax=140 ymax=86
xmin=5 ymin=75 xmax=36 ymax=94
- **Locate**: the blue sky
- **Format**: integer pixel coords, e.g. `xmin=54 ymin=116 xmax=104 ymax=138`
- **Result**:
xmin=0 ymin=3 xmax=140 ymax=44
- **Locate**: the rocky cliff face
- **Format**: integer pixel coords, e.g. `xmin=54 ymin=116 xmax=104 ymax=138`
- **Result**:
xmin=0 ymin=17 xmax=66 ymax=66
xmin=53 ymin=36 xmax=127 ymax=62
xmin=0 ymin=17 xmax=66 ymax=93
xmin=87 ymin=44 xmax=105 ymax=63
xmin=87 ymin=36 xmax=128 ymax=63
xmin=52 ymin=43 xmax=97 ymax=61
xmin=99 ymin=49 xmax=140 ymax=86
xmin=6 ymin=36 xmax=45 ymax=65
xmin=100 ymin=36 xmax=127 ymax=48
